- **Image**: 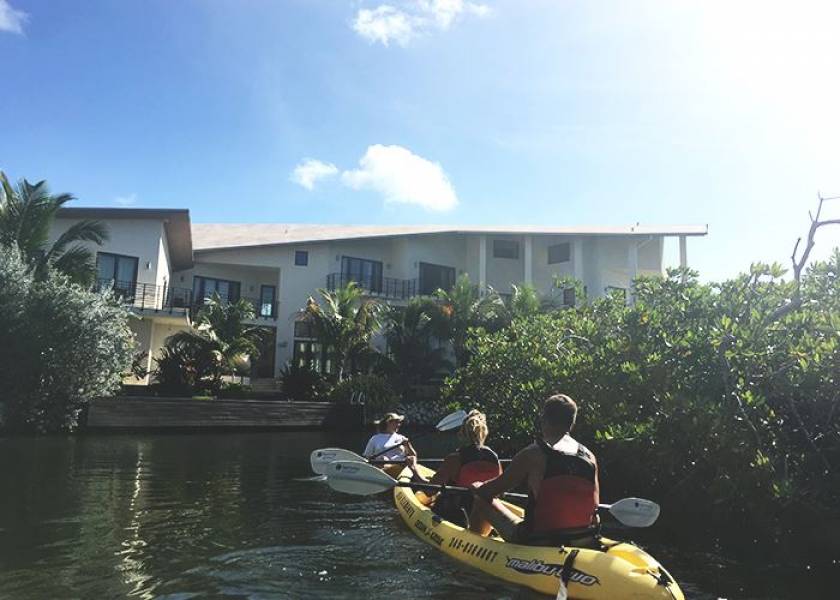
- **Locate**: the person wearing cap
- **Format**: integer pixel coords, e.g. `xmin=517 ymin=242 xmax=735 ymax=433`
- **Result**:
xmin=363 ymin=412 xmax=418 ymax=468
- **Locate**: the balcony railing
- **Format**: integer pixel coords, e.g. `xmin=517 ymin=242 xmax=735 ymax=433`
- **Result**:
xmin=326 ymin=273 xmax=418 ymax=300
xmin=95 ymin=279 xmax=279 ymax=320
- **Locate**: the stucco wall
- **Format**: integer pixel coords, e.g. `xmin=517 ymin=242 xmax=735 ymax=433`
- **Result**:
xmin=159 ymin=232 xmax=674 ymax=377
xmin=50 ymin=217 xmax=169 ymax=287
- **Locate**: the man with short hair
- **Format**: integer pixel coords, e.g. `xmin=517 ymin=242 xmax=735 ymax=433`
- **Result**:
xmin=471 ymin=394 xmax=600 ymax=543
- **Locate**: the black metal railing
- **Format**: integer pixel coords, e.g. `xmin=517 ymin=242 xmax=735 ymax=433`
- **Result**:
xmin=326 ymin=273 xmax=418 ymax=300
xmin=95 ymin=279 xmax=279 ymax=320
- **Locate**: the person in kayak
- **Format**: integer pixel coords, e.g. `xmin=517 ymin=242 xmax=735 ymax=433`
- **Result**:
xmin=363 ymin=412 xmax=418 ymax=469
xmin=420 ymin=409 xmax=502 ymax=532
xmin=470 ymin=394 xmax=600 ymax=545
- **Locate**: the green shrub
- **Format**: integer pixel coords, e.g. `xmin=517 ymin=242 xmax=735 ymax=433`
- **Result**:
xmin=445 ymin=255 xmax=840 ymax=558
xmin=329 ymin=373 xmax=398 ymax=414
xmin=0 ymin=247 xmax=135 ymax=432
xmin=280 ymin=363 xmax=329 ymax=402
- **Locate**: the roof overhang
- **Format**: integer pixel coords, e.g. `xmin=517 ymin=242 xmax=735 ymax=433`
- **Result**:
xmin=191 ymin=223 xmax=708 ymax=253
xmin=57 ymin=207 xmax=194 ymax=270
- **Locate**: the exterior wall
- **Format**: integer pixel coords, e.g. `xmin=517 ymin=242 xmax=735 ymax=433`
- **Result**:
xmin=127 ymin=318 xmax=153 ymax=384
xmin=49 ymin=217 xmax=170 ymax=287
xmin=181 ymin=232 xmax=675 ymax=376
xmin=157 ymin=234 xmax=171 ymax=290
xmin=173 ymin=263 xmax=280 ymax=304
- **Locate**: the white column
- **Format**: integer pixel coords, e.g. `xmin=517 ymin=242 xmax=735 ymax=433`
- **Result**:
xmin=627 ymin=240 xmax=638 ymax=305
xmin=573 ymin=238 xmax=584 ymax=282
xmin=679 ymin=235 xmax=687 ymax=283
xmin=478 ymin=235 xmax=487 ymax=294
xmin=524 ymin=235 xmax=533 ymax=286
xmin=274 ymin=268 xmax=283 ymax=378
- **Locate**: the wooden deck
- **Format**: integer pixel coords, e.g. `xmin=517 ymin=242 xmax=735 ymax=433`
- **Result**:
xmin=86 ymin=397 xmax=362 ymax=430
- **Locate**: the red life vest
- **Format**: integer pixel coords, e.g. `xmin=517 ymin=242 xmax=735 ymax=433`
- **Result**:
xmin=526 ymin=437 xmax=598 ymax=533
xmin=454 ymin=445 xmax=502 ymax=486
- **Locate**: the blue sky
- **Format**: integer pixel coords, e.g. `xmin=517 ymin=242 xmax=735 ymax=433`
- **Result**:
xmin=2 ymin=0 xmax=839 ymax=281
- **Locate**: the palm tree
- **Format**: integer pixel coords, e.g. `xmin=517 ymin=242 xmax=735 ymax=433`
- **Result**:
xmin=430 ymin=274 xmax=507 ymax=368
xmin=302 ymin=281 xmax=381 ymax=381
xmin=166 ymin=294 xmax=267 ymax=393
xmin=506 ymin=283 xmax=542 ymax=319
xmin=382 ymin=298 xmax=451 ymax=394
xmin=0 ymin=172 xmax=108 ymax=285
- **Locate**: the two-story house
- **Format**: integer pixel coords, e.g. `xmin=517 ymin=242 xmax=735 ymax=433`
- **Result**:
xmin=52 ymin=207 xmax=707 ymax=384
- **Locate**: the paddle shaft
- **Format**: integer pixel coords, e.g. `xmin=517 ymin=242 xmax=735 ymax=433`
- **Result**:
xmin=397 ymin=480 xmax=632 ymax=511
xmin=396 ymin=480 xmax=527 ymax=500
xmin=372 ymin=458 xmax=512 ymax=465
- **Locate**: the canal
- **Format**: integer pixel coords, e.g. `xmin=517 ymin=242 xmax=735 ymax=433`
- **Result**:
xmin=0 ymin=432 xmax=831 ymax=599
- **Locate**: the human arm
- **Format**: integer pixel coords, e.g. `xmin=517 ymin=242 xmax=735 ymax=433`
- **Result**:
xmin=474 ymin=447 xmax=532 ymax=501
xmin=362 ymin=436 xmax=376 ymax=458
xmin=428 ymin=452 xmax=460 ymax=486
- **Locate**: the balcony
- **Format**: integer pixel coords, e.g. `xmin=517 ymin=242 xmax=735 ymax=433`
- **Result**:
xmin=325 ymin=273 xmax=418 ymax=300
xmin=95 ymin=279 xmax=279 ymax=321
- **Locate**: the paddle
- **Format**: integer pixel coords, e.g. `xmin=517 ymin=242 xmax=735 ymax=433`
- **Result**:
xmin=309 ymin=447 xmax=511 ymax=475
xmin=325 ymin=461 xmax=661 ymax=528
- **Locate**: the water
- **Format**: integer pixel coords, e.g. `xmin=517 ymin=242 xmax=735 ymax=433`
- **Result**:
xmin=0 ymin=432 xmax=833 ymax=599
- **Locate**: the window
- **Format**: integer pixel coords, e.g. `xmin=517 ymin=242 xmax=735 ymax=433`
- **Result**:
xmin=294 ymin=319 xmax=316 ymax=338
xmin=341 ymin=256 xmax=383 ymax=292
xmin=418 ymin=262 xmax=456 ymax=296
xmin=193 ymin=276 xmax=241 ymax=303
xmin=548 ymin=242 xmax=571 ymax=264
xmin=493 ymin=239 xmax=519 ymax=259
xmin=562 ymin=287 xmax=576 ymax=307
xmin=295 ymin=250 xmax=308 ymax=266
xmin=96 ymin=252 xmax=139 ymax=297
xmin=292 ymin=318 xmax=332 ymax=374
xmin=605 ymin=286 xmax=627 ymax=301
xmin=260 ymin=285 xmax=276 ymax=318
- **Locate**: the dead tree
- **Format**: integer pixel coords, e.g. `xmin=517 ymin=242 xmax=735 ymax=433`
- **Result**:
xmin=769 ymin=193 xmax=840 ymax=323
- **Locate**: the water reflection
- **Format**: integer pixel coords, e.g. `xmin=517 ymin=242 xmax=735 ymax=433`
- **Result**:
xmin=0 ymin=432 xmax=833 ymax=599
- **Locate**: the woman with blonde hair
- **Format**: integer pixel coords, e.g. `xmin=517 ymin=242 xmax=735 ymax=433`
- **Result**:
xmin=424 ymin=409 xmax=502 ymax=533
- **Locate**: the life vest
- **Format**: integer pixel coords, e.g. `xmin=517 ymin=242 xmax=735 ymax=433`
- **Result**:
xmin=454 ymin=445 xmax=502 ymax=486
xmin=526 ymin=437 xmax=598 ymax=533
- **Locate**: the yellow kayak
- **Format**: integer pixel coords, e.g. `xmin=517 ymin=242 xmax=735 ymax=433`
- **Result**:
xmin=393 ymin=465 xmax=684 ymax=599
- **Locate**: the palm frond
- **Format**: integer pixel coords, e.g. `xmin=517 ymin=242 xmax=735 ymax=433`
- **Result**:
xmin=46 ymin=219 xmax=108 ymax=262
xmin=49 ymin=245 xmax=97 ymax=285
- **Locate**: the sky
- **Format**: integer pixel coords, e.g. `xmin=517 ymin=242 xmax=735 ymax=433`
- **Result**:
xmin=1 ymin=0 xmax=839 ymax=281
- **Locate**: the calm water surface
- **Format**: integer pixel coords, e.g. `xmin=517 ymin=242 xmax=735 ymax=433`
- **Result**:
xmin=0 ymin=432 xmax=832 ymax=599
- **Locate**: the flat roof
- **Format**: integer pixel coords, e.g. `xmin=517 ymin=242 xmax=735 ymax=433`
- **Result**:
xmin=191 ymin=223 xmax=708 ymax=252
xmin=57 ymin=207 xmax=193 ymax=270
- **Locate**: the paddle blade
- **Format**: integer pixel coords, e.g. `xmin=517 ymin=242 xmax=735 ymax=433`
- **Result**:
xmin=435 ymin=409 xmax=468 ymax=432
xmin=310 ymin=448 xmax=366 ymax=475
xmin=325 ymin=460 xmax=398 ymax=496
xmin=605 ymin=498 xmax=660 ymax=527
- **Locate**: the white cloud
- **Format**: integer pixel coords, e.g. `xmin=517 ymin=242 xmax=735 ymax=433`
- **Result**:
xmin=114 ymin=193 xmax=137 ymax=206
xmin=353 ymin=5 xmax=416 ymax=47
xmin=0 ymin=0 xmax=27 ymax=35
xmin=290 ymin=159 xmax=339 ymax=190
xmin=341 ymin=144 xmax=458 ymax=211
xmin=352 ymin=0 xmax=490 ymax=47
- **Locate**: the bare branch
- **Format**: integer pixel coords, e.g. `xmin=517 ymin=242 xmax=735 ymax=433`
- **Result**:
xmin=769 ymin=195 xmax=840 ymax=324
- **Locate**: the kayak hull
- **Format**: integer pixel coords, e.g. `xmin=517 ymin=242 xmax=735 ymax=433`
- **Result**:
xmin=393 ymin=466 xmax=684 ymax=599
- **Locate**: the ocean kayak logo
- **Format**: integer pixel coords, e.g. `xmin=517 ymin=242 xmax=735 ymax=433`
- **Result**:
xmin=504 ymin=557 xmax=599 ymax=586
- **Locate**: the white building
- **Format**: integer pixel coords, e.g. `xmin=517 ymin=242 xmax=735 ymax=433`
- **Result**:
xmin=53 ymin=207 xmax=707 ymax=384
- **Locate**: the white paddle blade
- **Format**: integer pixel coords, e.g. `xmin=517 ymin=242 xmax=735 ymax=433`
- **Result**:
xmin=607 ymin=498 xmax=660 ymax=527
xmin=310 ymin=448 xmax=366 ymax=475
xmin=325 ymin=460 xmax=398 ymax=496
xmin=435 ymin=409 xmax=468 ymax=432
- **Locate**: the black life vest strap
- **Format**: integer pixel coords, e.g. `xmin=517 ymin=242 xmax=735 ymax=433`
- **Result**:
xmin=561 ymin=549 xmax=580 ymax=585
